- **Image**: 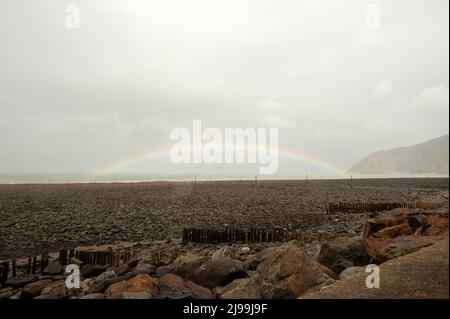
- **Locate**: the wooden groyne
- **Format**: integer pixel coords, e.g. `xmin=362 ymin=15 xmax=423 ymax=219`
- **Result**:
xmin=182 ymin=227 xmax=336 ymax=244
xmin=326 ymin=201 xmax=435 ymax=215
xmin=0 ymin=247 xmax=134 ymax=285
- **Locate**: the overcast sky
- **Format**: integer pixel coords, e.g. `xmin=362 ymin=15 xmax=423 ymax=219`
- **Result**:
xmin=0 ymin=0 xmax=448 ymax=178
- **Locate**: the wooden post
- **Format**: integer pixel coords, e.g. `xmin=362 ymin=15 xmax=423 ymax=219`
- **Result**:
xmin=32 ymin=256 xmax=37 ymax=274
xmin=26 ymin=257 xmax=31 ymax=274
xmin=0 ymin=261 xmax=9 ymax=283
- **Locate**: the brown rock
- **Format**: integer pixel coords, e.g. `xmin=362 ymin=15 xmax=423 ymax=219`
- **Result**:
xmin=317 ymin=237 xmax=369 ymax=273
xmin=157 ymin=273 xmax=214 ymax=299
xmin=158 ymin=273 xmax=186 ymax=291
xmin=193 ymin=257 xmax=247 ymax=289
xmin=106 ymin=274 xmax=158 ymax=299
xmin=5 ymin=276 xmax=37 ymax=288
xmin=363 ymin=209 xmax=421 ymax=238
xmin=132 ymin=263 xmax=156 ymax=276
xmin=256 ymin=244 xmax=334 ymax=298
xmin=120 ymin=292 xmax=152 ymax=299
xmin=184 ymin=280 xmax=215 ymax=299
xmin=43 ymin=261 xmax=63 ymax=275
xmin=371 ymin=223 xmax=413 ymax=238
xmin=363 ymin=237 xmax=392 ymax=261
xmin=301 ymin=238 xmax=449 ymax=299
xmin=40 ymin=280 xmax=75 ymax=299
xmin=171 ymin=253 xmax=205 ymax=280
xmin=80 ymin=293 xmax=105 ymax=299
xmin=424 ymin=215 xmax=449 ymax=236
xmin=220 ymin=278 xmax=261 ymax=299
xmin=21 ymin=279 xmax=52 ymax=299
xmin=372 ymin=235 xmax=443 ymax=263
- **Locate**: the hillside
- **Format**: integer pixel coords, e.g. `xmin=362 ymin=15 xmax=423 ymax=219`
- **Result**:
xmin=349 ymin=135 xmax=449 ymax=174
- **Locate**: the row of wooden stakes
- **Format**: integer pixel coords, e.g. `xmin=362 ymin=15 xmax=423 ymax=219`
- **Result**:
xmin=326 ymin=201 xmax=434 ymax=215
xmin=182 ymin=227 xmax=337 ymax=244
xmin=0 ymin=248 xmax=134 ymax=283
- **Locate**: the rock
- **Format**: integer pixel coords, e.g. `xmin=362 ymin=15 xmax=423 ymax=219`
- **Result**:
xmin=154 ymin=253 xmax=204 ymax=279
xmin=159 ymin=273 xmax=187 ymax=292
xmin=80 ymin=293 xmax=105 ymax=299
xmin=0 ymin=287 xmax=13 ymax=294
xmin=363 ymin=238 xmax=392 ymax=262
xmin=40 ymin=280 xmax=75 ymax=299
xmin=330 ymin=258 xmax=354 ymax=274
xmin=317 ymin=237 xmax=369 ymax=273
xmin=5 ymin=276 xmax=37 ymax=288
xmin=211 ymin=246 xmax=236 ymax=259
xmin=21 ymin=279 xmax=52 ymax=299
xmin=256 ymin=243 xmax=334 ymax=298
xmin=155 ymin=265 xmax=173 ymax=278
xmin=120 ymin=292 xmax=152 ymax=299
xmin=115 ymin=264 xmax=130 ymax=276
xmin=408 ymin=215 xmax=428 ymax=233
xmin=363 ymin=209 xmax=415 ymax=238
xmin=301 ymin=238 xmax=449 ymax=299
xmin=371 ymin=235 xmax=443 ymax=264
xmin=371 ymin=223 xmax=413 ymax=239
xmin=0 ymin=290 xmax=14 ymax=299
xmin=241 ymin=247 xmax=251 ymax=254
xmin=184 ymin=280 xmax=215 ymax=299
xmin=213 ymin=286 xmax=224 ymax=296
xmin=43 ymin=261 xmax=63 ymax=275
xmin=88 ymin=270 xmax=118 ymax=293
xmin=171 ymin=253 xmax=204 ymax=279
xmin=256 ymin=248 xmax=277 ymax=263
xmin=339 ymin=266 xmax=365 ymax=280
xmin=157 ymin=273 xmax=214 ymax=299
xmin=81 ymin=278 xmax=93 ymax=294
xmin=81 ymin=265 xmax=108 ymax=278
xmin=220 ymin=278 xmax=261 ymax=299
xmin=127 ymin=259 xmax=139 ymax=268
xmin=132 ymin=263 xmax=156 ymax=276
xmin=106 ymin=274 xmax=158 ymax=299
xmin=193 ymin=257 xmax=247 ymax=289
xmin=243 ymin=255 xmax=259 ymax=271
xmin=424 ymin=214 xmax=449 ymax=236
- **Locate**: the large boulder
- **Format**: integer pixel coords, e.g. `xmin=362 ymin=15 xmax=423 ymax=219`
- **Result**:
xmin=256 ymin=244 xmax=335 ymax=299
xmin=106 ymin=274 xmax=158 ymax=299
xmin=39 ymin=280 xmax=76 ymax=299
xmin=338 ymin=266 xmax=365 ymax=280
xmin=184 ymin=280 xmax=215 ymax=299
xmin=132 ymin=263 xmax=156 ymax=276
xmin=5 ymin=276 xmax=37 ymax=288
xmin=88 ymin=270 xmax=118 ymax=293
xmin=20 ymin=279 xmax=52 ymax=299
xmin=220 ymin=278 xmax=261 ymax=299
xmin=211 ymin=246 xmax=236 ymax=259
xmin=156 ymin=253 xmax=204 ymax=279
xmin=157 ymin=273 xmax=214 ymax=299
xmin=363 ymin=209 xmax=419 ymax=237
xmin=157 ymin=273 xmax=192 ymax=299
xmin=424 ymin=214 xmax=449 ymax=236
xmin=317 ymin=237 xmax=369 ymax=274
xmin=193 ymin=257 xmax=247 ymax=289
xmin=43 ymin=261 xmax=63 ymax=275
xmin=368 ymin=235 xmax=443 ymax=264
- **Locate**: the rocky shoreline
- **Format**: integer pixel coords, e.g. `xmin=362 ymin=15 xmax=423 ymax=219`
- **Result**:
xmin=1 ymin=179 xmax=447 ymax=260
xmin=0 ymin=179 xmax=448 ymax=299
xmin=1 ymin=200 xmax=448 ymax=299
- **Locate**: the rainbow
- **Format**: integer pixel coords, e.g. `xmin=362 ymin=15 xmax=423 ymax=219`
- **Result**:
xmin=91 ymin=144 xmax=346 ymax=176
